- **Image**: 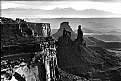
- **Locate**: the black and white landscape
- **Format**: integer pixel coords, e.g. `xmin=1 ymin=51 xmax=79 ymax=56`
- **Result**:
xmin=1 ymin=0 xmax=121 ymax=81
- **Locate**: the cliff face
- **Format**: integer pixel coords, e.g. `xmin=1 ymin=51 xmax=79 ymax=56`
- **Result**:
xmin=1 ymin=17 xmax=43 ymax=57
xmin=1 ymin=17 xmax=34 ymax=46
xmin=1 ymin=17 xmax=51 ymax=46
xmin=27 ymin=23 xmax=48 ymax=37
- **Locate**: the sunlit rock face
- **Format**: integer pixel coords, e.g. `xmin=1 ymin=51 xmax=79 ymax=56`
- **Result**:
xmin=27 ymin=23 xmax=50 ymax=37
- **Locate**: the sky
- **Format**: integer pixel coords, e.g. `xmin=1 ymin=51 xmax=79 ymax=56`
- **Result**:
xmin=1 ymin=0 xmax=121 ymax=14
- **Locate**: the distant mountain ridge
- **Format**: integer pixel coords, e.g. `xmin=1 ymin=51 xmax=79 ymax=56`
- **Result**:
xmin=2 ymin=7 xmax=120 ymax=18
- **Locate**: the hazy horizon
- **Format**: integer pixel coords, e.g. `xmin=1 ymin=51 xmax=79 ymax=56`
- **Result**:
xmin=24 ymin=18 xmax=121 ymax=33
xmin=1 ymin=1 xmax=121 ymax=18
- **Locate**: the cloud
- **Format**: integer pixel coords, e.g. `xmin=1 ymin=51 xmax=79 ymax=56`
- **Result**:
xmin=1 ymin=1 xmax=25 ymax=9
xmin=79 ymin=0 xmax=121 ymax=2
xmin=1 ymin=0 xmax=121 ymax=2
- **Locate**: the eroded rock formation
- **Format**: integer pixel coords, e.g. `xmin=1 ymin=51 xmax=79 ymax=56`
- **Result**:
xmin=56 ymin=22 xmax=121 ymax=80
xmin=52 ymin=22 xmax=76 ymax=40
